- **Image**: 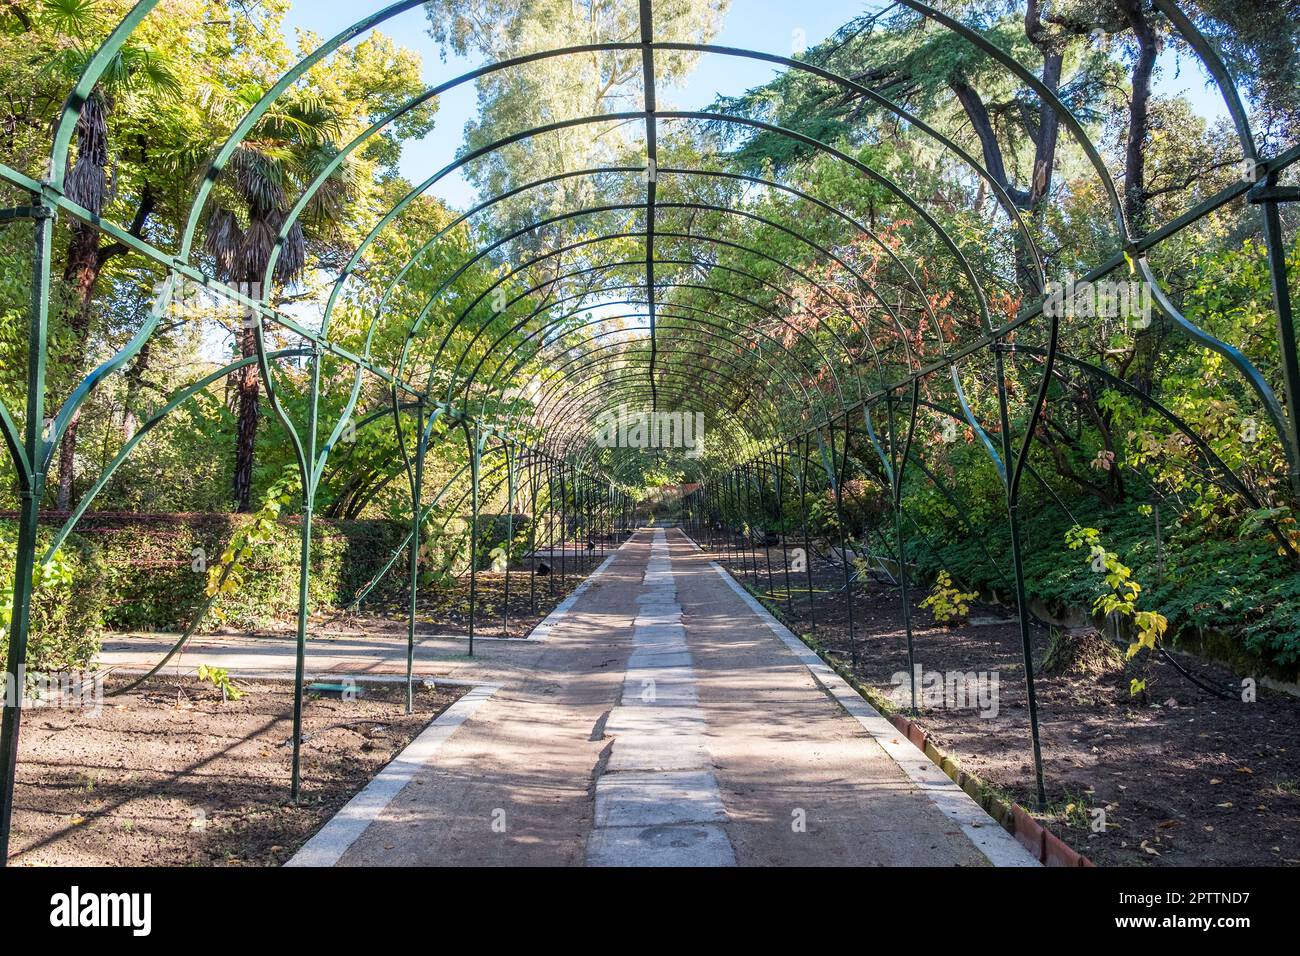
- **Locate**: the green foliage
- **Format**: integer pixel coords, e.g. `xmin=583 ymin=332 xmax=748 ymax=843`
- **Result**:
xmin=195 ymin=663 xmax=245 ymax=702
xmin=0 ymin=524 xmax=105 ymax=671
xmin=205 ymin=473 xmax=301 ymax=621
xmin=919 ymin=570 xmax=979 ymax=626
xmin=1065 ymin=525 xmax=1168 ymax=668
xmin=73 ymin=513 xmax=408 ymax=633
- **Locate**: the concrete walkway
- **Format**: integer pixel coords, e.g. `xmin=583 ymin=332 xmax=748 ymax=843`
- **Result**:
xmin=328 ymin=529 xmax=1036 ymax=866
xmin=103 ymin=528 xmax=1036 ymax=866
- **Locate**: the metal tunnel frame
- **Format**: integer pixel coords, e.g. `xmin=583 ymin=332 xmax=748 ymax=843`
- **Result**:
xmin=0 ymin=0 xmax=1297 ymax=860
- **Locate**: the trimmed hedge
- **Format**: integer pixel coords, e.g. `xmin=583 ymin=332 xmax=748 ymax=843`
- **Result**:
xmin=79 ymin=513 xmax=410 ymax=631
xmin=0 ymin=525 xmax=107 ymax=672
xmin=2 ymin=514 xmax=410 ymax=670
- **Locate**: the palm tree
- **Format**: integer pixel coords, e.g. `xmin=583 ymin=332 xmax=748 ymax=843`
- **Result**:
xmin=48 ymin=5 xmax=181 ymax=508
xmin=202 ymin=95 xmax=350 ymax=511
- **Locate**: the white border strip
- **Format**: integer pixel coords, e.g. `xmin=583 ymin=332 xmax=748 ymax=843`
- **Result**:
xmin=708 ymin=560 xmax=1039 ymax=868
xmin=285 ymin=683 xmax=499 ymax=867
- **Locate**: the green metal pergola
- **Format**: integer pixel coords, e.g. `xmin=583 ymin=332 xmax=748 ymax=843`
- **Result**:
xmin=1 ymin=0 xmax=1297 ymax=863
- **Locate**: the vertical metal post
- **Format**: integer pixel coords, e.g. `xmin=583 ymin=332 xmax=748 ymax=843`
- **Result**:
xmin=467 ymin=423 xmax=480 ymax=658
xmin=759 ymin=458 xmax=775 ymax=597
xmin=546 ymin=462 xmax=556 ymax=595
xmin=559 ymin=464 xmax=568 ymax=585
xmin=0 ymin=205 xmax=52 ymax=864
xmin=1256 ymin=185 xmax=1300 ymax=496
xmin=830 ymin=420 xmax=858 ymax=671
xmin=749 ymin=465 xmax=760 ymax=585
xmin=798 ymin=435 xmax=816 ymax=633
xmin=503 ymin=441 xmax=515 ymax=637
xmin=290 ymin=344 xmax=322 ymax=801
xmin=405 ymin=400 xmax=426 ymax=714
xmin=528 ymin=453 xmax=538 ymax=612
xmin=885 ymin=387 xmax=920 ymax=715
xmin=995 ymin=342 xmax=1048 ymax=807
xmin=776 ymin=449 xmax=793 ymax=614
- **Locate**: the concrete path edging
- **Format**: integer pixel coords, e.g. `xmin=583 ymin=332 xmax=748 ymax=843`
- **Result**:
xmin=285 ymin=683 xmax=498 ymax=867
xmin=285 ymin=547 xmax=627 ymax=866
xmin=707 ymin=560 xmax=1040 ymax=868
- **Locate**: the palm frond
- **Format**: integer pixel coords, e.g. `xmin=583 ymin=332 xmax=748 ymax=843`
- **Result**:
xmin=229 ymin=144 xmax=286 ymax=215
xmin=65 ymin=90 xmax=108 ymax=214
xmin=38 ymin=0 xmax=108 ymax=40
xmin=203 ymin=205 xmax=243 ymax=277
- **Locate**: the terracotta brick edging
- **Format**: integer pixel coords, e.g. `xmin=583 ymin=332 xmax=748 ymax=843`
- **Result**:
xmin=885 ymin=710 xmax=1094 ymax=867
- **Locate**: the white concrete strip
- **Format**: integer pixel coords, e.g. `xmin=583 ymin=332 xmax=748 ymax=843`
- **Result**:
xmin=285 ymin=684 xmax=498 ymax=867
xmin=708 ymin=560 xmax=1040 ymax=868
xmin=594 ymin=770 xmax=730 ymax=827
xmin=586 ymin=822 xmax=734 ymax=867
xmin=587 ymin=530 xmax=737 ymax=866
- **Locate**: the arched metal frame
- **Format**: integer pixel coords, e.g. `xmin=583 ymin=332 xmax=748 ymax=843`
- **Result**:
xmin=0 ymin=0 xmax=1296 ymax=860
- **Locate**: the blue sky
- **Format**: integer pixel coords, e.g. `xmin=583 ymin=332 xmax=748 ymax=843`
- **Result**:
xmin=280 ymin=1 xmax=1228 ymax=211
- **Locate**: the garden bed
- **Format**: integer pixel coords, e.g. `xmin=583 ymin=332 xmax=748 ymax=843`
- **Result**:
xmin=715 ymin=546 xmax=1300 ymax=867
xmin=8 ymin=677 xmax=464 ymax=867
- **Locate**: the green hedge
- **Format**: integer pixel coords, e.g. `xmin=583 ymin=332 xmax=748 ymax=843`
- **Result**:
xmin=2 ymin=515 xmax=409 ymax=670
xmin=84 ymin=513 xmax=409 ymax=631
xmin=0 ymin=525 xmax=107 ymax=672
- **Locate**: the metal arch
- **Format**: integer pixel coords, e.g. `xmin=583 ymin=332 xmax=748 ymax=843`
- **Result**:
xmin=491 ymin=286 xmax=837 ymax=439
xmin=524 ymin=338 xmax=805 ymax=440
xmin=546 ymin=384 xmax=782 ymax=466
xmin=336 ymin=106 xmax=1001 ymax=396
xmin=438 ymin=229 xmax=907 ymax=396
xmin=447 ymin=264 xmax=857 ymax=407
xmin=32 ymin=2 xmax=1284 ymax=429
xmin=27 ymin=59 xmax=1030 ymax=494
xmin=473 ymin=309 xmax=821 ymax=421
xmin=526 ymin=323 xmax=811 ymax=405
xmin=742 ymin=136 xmax=1300 ymax=462
xmin=529 ymin=347 xmax=795 ymax=442
xmin=538 ymin=385 xmax=780 ymax=468
xmin=214 ymin=35 xmax=1052 ymax=361
xmin=406 ymin=198 xmax=909 ymax=396
xmin=479 ymin=300 xmax=833 ymax=447
xmin=477 ymin=303 xmax=827 ymax=430
xmin=441 ymin=256 xmax=865 ymax=399
xmin=455 ymin=228 xmax=909 ymax=403
xmin=365 ymin=160 xmax=923 ymax=380
xmin=535 ymin=363 xmax=791 ymax=453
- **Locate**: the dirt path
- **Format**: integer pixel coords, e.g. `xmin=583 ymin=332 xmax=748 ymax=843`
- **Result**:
xmin=330 ymin=529 xmax=1033 ymax=866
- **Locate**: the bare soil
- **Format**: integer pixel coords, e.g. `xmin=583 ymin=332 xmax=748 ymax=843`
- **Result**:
xmin=8 ymin=677 xmax=463 ymax=867
xmin=715 ymin=543 xmax=1300 ymax=867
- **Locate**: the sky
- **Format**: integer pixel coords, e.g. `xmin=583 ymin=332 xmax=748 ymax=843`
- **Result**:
xmin=278 ymin=0 xmax=1232 ymax=213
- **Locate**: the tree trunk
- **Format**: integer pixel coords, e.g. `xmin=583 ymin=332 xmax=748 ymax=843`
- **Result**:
xmin=1123 ymin=0 xmax=1159 ymax=234
xmin=120 ymin=338 xmax=152 ymax=442
xmin=232 ymin=319 xmax=259 ymax=512
xmin=54 ymin=222 xmax=103 ymax=510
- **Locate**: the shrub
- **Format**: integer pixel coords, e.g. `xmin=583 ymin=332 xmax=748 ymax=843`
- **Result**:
xmin=0 ymin=523 xmax=106 ymax=671
xmin=2 ymin=513 xmax=408 ymax=635
xmin=919 ymin=570 xmax=979 ymax=625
